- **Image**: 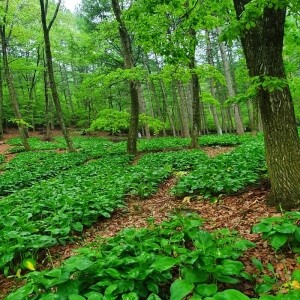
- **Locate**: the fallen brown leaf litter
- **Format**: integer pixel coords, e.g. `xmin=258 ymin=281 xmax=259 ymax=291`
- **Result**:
xmin=0 ymin=145 xmax=298 ymax=299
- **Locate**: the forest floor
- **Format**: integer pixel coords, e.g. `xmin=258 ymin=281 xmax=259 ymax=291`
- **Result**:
xmin=0 ymin=131 xmax=298 ymax=298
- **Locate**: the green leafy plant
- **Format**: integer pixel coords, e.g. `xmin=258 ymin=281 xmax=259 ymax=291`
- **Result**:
xmin=7 ymin=214 xmax=254 ymax=299
xmin=252 ymin=212 xmax=300 ymax=252
xmin=172 ymin=139 xmax=266 ymax=199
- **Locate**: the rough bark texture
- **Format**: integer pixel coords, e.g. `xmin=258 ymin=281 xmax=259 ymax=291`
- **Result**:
xmin=40 ymin=0 xmax=75 ymax=152
xmin=233 ymin=0 xmax=300 ymax=209
xmin=217 ymin=27 xmax=244 ymax=135
xmin=0 ymin=20 xmax=30 ymax=150
xmin=111 ymin=0 xmax=139 ymax=155
xmin=0 ymin=61 xmax=4 ymax=140
xmin=188 ymin=28 xmax=201 ymax=148
xmin=205 ymin=30 xmax=222 ymax=135
xmin=177 ymin=81 xmax=190 ymax=138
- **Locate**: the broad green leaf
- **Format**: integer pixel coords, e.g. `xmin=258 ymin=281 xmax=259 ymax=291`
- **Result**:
xmin=270 ymin=234 xmax=288 ymax=250
xmin=255 ymin=282 xmax=273 ymax=294
xmin=6 ymin=284 xmax=34 ymax=300
xmin=170 ymin=279 xmax=194 ymax=300
xmin=212 ymin=289 xmax=251 ymax=300
xmin=295 ymin=228 xmax=300 ymax=241
xmin=122 ymin=292 xmax=139 ymax=300
xmin=252 ymin=223 xmax=272 ymax=234
xmin=85 ymin=292 xmax=104 ymax=300
xmin=69 ymin=295 xmax=86 ymax=300
xmin=105 ymin=268 xmax=121 ymax=279
xmin=146 ymin=294 xmax=162 ymax=300
xmin=151 ymin=256 xmax=178 ymax=272
xmin=73 ymin=222 xmax=84 ymax=232
xmin=222 ymin=260 xmax=244 ymax=275
xmin=196 ymin=284 xmax=218 ymax=297
xmin=292 ymin=270 xmax=300 ymax=281
xmin=277 ymin=223 xmax=296 ymax=234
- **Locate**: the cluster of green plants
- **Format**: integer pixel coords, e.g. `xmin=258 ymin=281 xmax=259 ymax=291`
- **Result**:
xmin=0 ymin=151 xmax=89 ymax=195
xmin=172 ymin=140 xmax=266 ymax=199
xmin=252 ymin=211 xmax=300 ymax=253
xmin=136 ymin=134 xmax=256 ymax=152
xmin=199 ymin=133 xmax=258 ymax=147
xmin=7 ymin=137 xmax=66 ymax=152
xmin=0 ymin=154 xmax=132 ymax=271
xmin=7 ymin=214 xmax=257 ymax=299
xmin=7 ymin=214 xmax=300 ymax=300
xmin=124 ymin=150 xmax=208 ymax=198
xmin=137 ymin=137 xmax=191 ymax=152
xmin=0 ymin=154 xmax=5 ymax=164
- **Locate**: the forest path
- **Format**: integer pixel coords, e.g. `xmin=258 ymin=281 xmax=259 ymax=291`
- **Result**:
xmin=0 ymin=139 xmax=297 ymax=298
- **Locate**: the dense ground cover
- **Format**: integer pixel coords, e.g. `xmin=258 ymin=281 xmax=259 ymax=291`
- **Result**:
xmin=0 ymin=133 xmax=298 ymax=300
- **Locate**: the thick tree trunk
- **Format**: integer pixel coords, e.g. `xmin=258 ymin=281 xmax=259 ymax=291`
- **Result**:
xmin=111 ymin=0 xmax=139 ymax=155
xmin=39 ymin=0 xmax=75 ymax=152
xmin=177 ymin=81 xmax=190 ymax=138
xmin=0 ymin=62 xmax=4 ymax=140
xmin=233 ymin=0 xmax=300 ymax=209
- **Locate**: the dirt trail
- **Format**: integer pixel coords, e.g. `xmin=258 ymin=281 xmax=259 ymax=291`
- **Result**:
xmin=0 ymin=141 xmax=297 ymax=298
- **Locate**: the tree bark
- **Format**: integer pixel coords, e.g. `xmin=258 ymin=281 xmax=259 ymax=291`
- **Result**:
xmin=188 ymin=28 xmax=201 ymax=148
xmin=177 ymin=81 xmax=190 ymax=138
xmin=111 ymin=0 xmax=139 ymax=155
xmin=0 ymin=14 xmax=30 ymax=150
xmin=40 ymin=0 xmax=75 ymax=152
xmin=233 ymin=0 xmax=300 ymax=209
xmin=0 ymin=61 xmax=4 ymax=140
xmin=205 ymin=30 xmax=222 ymax=135
xmin=217 ymin=27 xmax=244 ymax=135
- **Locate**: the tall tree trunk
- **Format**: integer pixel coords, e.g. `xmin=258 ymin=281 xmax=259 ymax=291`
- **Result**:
xmin=111 ymin=0 xmax=139 ymax=155
xmin=177 ymin=81 xmax=190 ymax=138
xmin=188 ymin=28 xmax=201 ymax=148
xmin=39 ymin=0 xmax=75 ymax=152
xmin=138 ymin=84 xmax=151 ymax=138
xmin=205 ymin=30 xmax=222 ymax=135
xmin=217 ymin=28 xmax=244 ymax=135
xmin=0 ymin=20 xmax=30 ymax=149
xmin=233 ymin=0 xmax=300 ymax=209
xmin=0 ymin=62 xmax=4 ymax=139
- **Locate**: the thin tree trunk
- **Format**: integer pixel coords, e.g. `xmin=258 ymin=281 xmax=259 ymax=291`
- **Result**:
xmin=0 ymin=18 xmax=29 ymax=149
xmin=112 ymin=0 xmax=139 ymax=155
xmin=138 ymin=84 xmax=151 ymax=138
xmin=205 ymin=30 xmax=222 ymax=135
xmin=217 ymin=28 xmax=244 ymax=135
xmin=39 ymin=0 xmax=75 ymax=152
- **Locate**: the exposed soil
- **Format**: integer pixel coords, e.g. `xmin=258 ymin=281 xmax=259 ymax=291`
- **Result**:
xmin=0 ymin=132 xmax=298 ymax=299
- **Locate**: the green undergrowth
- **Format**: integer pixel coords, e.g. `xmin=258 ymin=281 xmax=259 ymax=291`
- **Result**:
xmin=136 ymin=133 xmax=256 ymax=152
xmin=0 ymin=154 xmax=132 ymax=271
xmin=1 ymin=138 xmax=127 ymax=196
xmin=7 ymin=214 xmax=300 ymax=300
xmin=172 ymin=140 xmax=266 ymax=199
xmin=6 ymin=214 xmax=256 ymax=299
xmin=0 ymin=154 xmax=5 ymax=164
xmin=253 ymin=211 xmax=300 ymax=253
xmin=0 ymin=135 xmax=267 ymax=272
xmin=7 ymin=137 xmax=65 ymax=152
xmin=125 ymin=149 xmax=208 ymax=198
xmin=0 ymin=151 xmax=89 ymax=196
